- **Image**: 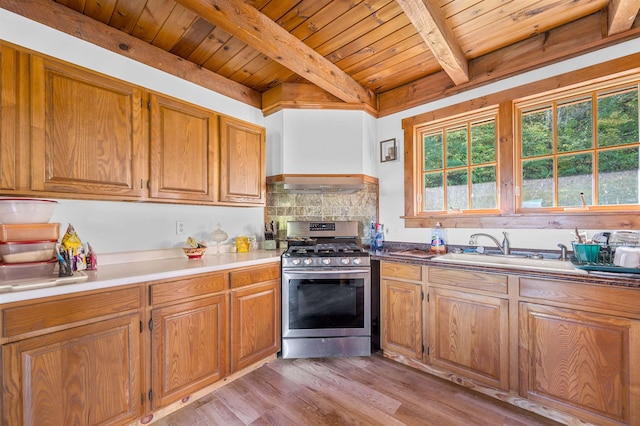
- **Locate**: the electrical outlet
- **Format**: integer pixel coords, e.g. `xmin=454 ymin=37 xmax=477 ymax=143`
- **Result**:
xmin=176 ymin=221 xmax=185 ymax=235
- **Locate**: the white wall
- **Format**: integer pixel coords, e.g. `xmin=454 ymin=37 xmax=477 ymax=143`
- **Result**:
xmin=375 ymin=38 xmax=640 ymax=250
xmin=0 ymin=9 xmax=266 ymax=254
xmin=267 ymin=109 xmax=375 ymax=175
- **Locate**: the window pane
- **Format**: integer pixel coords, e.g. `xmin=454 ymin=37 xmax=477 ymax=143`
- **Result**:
xmin=557 ymin=98 xmax=592 ymax=152
xmin=522 ymin=158 xmax=554 ymax=207
xmin=471 ymin=166 xmax=497 ymax=209
xmin=598 ymin=147 xmax=640 ymax=205
xmin=424 ymin=172 xmax=444 ymax=211
xmin=598 ymin=88 xmax=639 ymax=148
xmin=446 ymin=127 xmax=467 ymax=167
xmin=471 ymin=120 xmax=496 ymax=164
xmin=522 ymin=106 xmax=553 ymax=157
xmin=557 ymin=153 xmax=593 ymax=206
xmin=446 ymin=169 xmax=468 ymax=210
xmin=423 ymin=133 xmax=443 ymax=171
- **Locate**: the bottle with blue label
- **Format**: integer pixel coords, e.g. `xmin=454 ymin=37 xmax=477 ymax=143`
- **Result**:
xmin=374 ymin=223 xmax=385 ymax=251
xmin=370 ymin=222 xmax=384 ymax=252
xmin=430 ymin=222 xmax=447 ymax=254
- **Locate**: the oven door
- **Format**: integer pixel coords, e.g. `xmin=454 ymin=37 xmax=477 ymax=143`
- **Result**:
xmin=282 ymin=268 xmax=371 ymax=338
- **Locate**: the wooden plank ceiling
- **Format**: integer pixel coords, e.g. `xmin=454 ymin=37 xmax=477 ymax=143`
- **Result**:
xmin=2 ymin=0 xmax=640 ymax=116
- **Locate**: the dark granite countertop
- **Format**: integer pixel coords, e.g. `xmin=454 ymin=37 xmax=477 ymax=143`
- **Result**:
xmin=371 ymin=244 xmax=640 ymax=289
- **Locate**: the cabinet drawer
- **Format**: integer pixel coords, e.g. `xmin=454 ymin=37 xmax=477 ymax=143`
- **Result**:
xmin=2 ymin=286 xmax=142 ymax=337
xmin=151 ymin=272 xmax=227 ymax=306
xmin=519 ymin=277 xmax=640 ymax=317
xmin=427 ymin=267 xmax=508 ymax=294
xmin=381 ymin=262 xmax=422 ymax=281
xmin=230 ymin=263 xmax=280 ymax=288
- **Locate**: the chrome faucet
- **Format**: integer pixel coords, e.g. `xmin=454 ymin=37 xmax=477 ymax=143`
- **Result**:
xmin=557 ymin=243 xmax=568 ymax=261
xmin=469 ymin=232 xmax=511 ymax=255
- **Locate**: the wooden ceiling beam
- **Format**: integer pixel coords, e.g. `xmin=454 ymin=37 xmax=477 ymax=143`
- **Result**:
xmin=0 ymin=0 xmax=262 ymax=107
xmin=607 ymin=0 xmax=640 ymax=35
xmin=174 ymin=0 xmax=376 ymax=109
xmin=379 ymin=10 xmax=640 ymax=117
xmin=396 ymin=0 xmax=469 ymax=85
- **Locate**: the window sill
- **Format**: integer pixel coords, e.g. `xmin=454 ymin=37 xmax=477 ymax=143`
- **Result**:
xmin=402 ymin=211 xmax=640 ymax=229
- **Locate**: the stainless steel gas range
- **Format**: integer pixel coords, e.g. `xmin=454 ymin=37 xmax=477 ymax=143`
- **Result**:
xmin=281 ymin=221 xmax=371 ymax=359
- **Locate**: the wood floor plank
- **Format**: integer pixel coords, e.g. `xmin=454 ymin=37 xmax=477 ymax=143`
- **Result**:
xmin=152 ymin=353 xmax=561 ymax=425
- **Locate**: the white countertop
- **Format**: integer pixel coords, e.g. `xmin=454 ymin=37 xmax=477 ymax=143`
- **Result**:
xmin=0 ymin=249 xmax=283 ymax=304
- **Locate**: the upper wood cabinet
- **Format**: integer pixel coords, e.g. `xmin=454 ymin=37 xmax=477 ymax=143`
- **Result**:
xmin=19 ymin=48 xmax=266 ymax=206
xmin=149 ymin=94 xmax=218 ymax=203
xmin=0 ymin=46 xmax=22 ymax=191
xmin=30 ymin=56 xmax=146 ymax=198
xmin=219 ymin=116 xmax=266 ymax=205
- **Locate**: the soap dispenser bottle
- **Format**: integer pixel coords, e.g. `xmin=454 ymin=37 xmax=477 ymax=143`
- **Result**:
xmin=430 ymin=222 xmax=447 ymax=254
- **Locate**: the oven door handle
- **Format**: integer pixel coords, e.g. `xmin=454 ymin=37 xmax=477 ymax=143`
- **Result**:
xmin=283 ymin=268 xmax=370 ymax=274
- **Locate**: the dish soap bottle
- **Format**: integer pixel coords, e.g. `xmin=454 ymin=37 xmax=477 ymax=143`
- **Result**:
xmin=430 ymin=222 xmax=447 ymax=254
xmin=374 ymin=223 xmax=385 ymax=252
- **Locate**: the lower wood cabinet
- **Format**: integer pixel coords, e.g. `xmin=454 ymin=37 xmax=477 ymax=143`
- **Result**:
xmin=380 ymin=262 xmax=640 ymax=426
xmin=1 ymin=261 xmax=282 ymax=425
xmin=429 ymin=287 xmax=509 ymax=390
xmin=230 ymin=281 xmax=280 ymax=372
xmin=519 ymin=302 xmax=640 ymax=426
xmin=380 ymin=261 xmax=424 ymax=360
xmin=150 ymin=294 xmax=227 ymax=410
xmin=2 ymin=314 xmax=142 ymax=425
xmin=229 ymin=263 xmax=281 ymax=372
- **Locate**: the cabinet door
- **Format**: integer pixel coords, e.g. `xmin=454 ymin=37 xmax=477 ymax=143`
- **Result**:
xmin=219 ymin=116 xmax=265 ymax=205
xmin=380 ymin=278 xmax=423 ymax=359
xmin=30 ymin=57 xmax=146 ymax=198
xmin=149 ymin=94 xmax=218 ymax=202
xmin=151 ymin=294 xmax=227 ymax=409
xmin=2 ymin=314 xmax=141 ymax=426
xmin=0 ymin=46 xmax=19 ymax=191
xmin=519 ymin=302 xmax=640 ymax=426
xmin=230 ymin=280 xmax=280 ymax=372
xmin=429 ymin=287 xmax=509 ymax=390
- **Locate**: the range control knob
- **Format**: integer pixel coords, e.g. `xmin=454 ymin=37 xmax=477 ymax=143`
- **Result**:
xmin=303 ymin=258 xmax=313 ymax=266
xmin=291 ymin=258 xmax=301 ymax=266
xmin=352 ymin=258 xmax=362 ymax=265
xmin=340 ymin=258 xmax=350 ymax=265
xmin=321 ymin=258 xmax=332 ymax=265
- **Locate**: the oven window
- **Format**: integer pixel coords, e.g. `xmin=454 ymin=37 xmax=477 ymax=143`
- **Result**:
xmin=288 ymin=278 xmax=365 ymax=329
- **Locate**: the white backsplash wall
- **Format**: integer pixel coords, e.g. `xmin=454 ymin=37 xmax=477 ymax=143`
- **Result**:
xmin=50 ymin=199 xmax=264 ymax=254
xmin=266 ymin=183 xmax=378 ymax=242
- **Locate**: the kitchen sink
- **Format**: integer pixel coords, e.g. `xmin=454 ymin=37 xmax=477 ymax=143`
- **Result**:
xmin=431 ymin=251 xmax=587 ymax=274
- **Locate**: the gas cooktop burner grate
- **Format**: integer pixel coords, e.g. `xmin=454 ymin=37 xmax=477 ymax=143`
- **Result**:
xmin=286 ymin=242 xmax=366 ymax=257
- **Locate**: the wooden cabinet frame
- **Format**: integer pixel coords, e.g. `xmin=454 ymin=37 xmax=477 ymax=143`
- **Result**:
xmin=402 ymin=56 xmax=640 ymax=230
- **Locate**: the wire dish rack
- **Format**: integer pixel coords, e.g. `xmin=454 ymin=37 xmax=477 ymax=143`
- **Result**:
xmin=571 ymin=231 xmax=640 ymax=274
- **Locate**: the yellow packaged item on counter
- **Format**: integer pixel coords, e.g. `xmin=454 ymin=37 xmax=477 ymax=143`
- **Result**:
xmin=236 ymin=236 xmax=250 ymax=253
xmin=61 ymin=223 xmax=86 ymax=271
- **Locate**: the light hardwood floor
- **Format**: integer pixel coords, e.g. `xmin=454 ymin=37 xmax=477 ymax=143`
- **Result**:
xmin=152 ymin=353 xmax=561 ymax=426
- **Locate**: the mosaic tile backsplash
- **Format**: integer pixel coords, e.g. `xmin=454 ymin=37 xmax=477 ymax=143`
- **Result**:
xmin=266 ymin=182 xmax=378 ymax=243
